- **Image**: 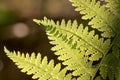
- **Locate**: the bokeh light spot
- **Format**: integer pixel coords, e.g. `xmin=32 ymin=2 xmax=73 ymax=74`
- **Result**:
xmin=12 ymin=23 xmax=29 ymax=38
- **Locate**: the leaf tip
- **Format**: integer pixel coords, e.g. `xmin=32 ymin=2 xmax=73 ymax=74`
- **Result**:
xmin=4 ymin=46 xmax=9 ymax=53
xmin=33 ymin=19 xmax=40 ymax=24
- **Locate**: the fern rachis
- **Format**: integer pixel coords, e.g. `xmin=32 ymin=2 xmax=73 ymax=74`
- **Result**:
xmin=4 ymin=0 xmax=120 ymax=80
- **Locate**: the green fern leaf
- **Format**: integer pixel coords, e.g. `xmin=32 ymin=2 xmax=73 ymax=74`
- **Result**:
xmin=33 ymin=17 xmax=111 ymax=79
xmin=34 ymin=18 xmax=110 ymax=61
xmin=105 ymin=0 xmax=120 ymax=18
xmin=4 ymin=47 xmax=72 ymax=80
xmin=4 ymin=0 xmax=120 ymax=80
xmin=100 ymin=46 xmax=120 ymax=80
xmin=69 ymin=0 xmax=119 ymax=38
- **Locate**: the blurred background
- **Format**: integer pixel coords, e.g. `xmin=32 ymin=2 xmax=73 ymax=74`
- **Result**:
xmin=0 ymin=0 xmax=84 ymax=80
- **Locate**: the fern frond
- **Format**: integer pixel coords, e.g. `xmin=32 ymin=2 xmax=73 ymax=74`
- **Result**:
xmin=105 ymin=0 xmax=120 ymax=17
xmin=100 ymin=46 xmax=120 ymax=80
xmin=34 ymin=18 xmax=110 ymax=60
xmin=4 ymin=47 xmax=72 ymax=80
xmin=69 ymin=0 xmax=118 ymax=38
xmin=34 ymin=18 xmax=111 ymax=79
xmin=4 ymin=0 xmax=120 ymax=80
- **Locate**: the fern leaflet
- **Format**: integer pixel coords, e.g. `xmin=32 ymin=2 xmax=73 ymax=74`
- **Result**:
xmin=4 ymin=47 xmax=72 ymax=80
xmin=100 ymin=46 xmax=120 ymax=80
xmin=105 ymin=0 xmax=120 ymax=18
xmin=69 ymin=0 xmax=119 ymax=37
